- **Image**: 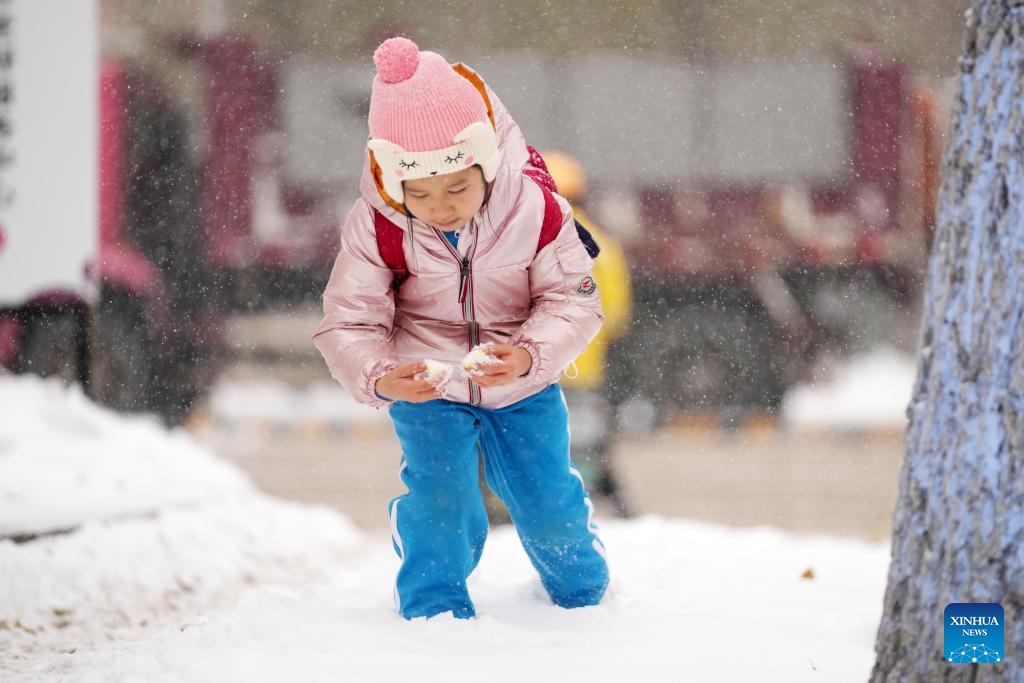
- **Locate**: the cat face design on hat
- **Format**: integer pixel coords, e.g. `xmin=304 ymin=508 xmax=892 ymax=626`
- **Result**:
xmin=368 ymin=120 xmax=499 ymax=205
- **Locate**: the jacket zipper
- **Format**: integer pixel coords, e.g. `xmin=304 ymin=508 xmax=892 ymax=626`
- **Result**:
xmin=458 ymin=255 xmax=471 ymax=304
xmin=433 ymin=226 xmax=481 ymax=405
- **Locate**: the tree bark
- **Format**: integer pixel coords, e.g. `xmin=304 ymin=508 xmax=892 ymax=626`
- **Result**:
xmin=871 ymin=1 xmax=1024 ymax=681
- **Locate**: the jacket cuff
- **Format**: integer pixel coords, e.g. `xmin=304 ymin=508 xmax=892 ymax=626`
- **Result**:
xmin=363 ymin=358 xmax=401 ymax=408
xmin=514 ymin=340 xmax=545 ymax=384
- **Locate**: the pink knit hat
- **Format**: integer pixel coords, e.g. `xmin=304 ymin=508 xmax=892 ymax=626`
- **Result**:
xmin=367 ymin=37 xmax=500 ymax=204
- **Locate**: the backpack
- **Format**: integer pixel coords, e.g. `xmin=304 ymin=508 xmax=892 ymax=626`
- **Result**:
xmin=374 ymin=146 xmax=599 ymax=291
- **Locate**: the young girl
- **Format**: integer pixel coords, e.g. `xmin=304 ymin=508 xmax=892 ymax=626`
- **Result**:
xmin=313 ymin=37 xmax=608 ymax=620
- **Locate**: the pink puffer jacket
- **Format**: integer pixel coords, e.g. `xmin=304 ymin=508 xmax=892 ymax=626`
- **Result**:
xmin=313 ymin=70 xmax=603 ymax=409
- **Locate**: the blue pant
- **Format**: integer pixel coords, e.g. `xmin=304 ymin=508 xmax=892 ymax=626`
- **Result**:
xmin=387 ymin=383 xmax=609 ymax=619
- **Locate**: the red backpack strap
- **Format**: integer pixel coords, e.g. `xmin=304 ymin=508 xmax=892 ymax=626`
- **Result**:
xmin=524 ymin=146 xmax=559 ymax=193
xmin=529 ymin=176 xmax=564 ymax=253
xmin=522 ymin=146 xmax=563 ymax=253
xmin=373 ymin=209 xmax=408 ymax=290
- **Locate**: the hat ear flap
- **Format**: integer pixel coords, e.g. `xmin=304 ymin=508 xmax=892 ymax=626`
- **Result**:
xmin=453 ymin=121 xmax=500 ymax=183
xmin=367 ymin=138 xmax=408 ymax=203
xmin=367 ymin=138 xmax=406 ymax=155
xmin=451 ymin=121 xmax=490 ymax=144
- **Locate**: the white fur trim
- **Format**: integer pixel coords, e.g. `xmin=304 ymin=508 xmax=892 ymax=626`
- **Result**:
xmin=368 ymin=121 xmax=500 ymax=203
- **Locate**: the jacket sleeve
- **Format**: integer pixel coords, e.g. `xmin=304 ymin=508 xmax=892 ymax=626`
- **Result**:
xmin=511 ymin=195 xmax=605 ymax=386
xmin=312 ymin=200 xmax=401 ymax=408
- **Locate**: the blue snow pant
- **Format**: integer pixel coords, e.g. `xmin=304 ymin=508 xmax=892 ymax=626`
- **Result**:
xmin=387 ymin=383 xmax=609 ymax=619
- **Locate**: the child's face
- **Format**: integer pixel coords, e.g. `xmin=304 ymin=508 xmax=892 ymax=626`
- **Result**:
xmin=403 ymin=166 xmax=487 ymax=232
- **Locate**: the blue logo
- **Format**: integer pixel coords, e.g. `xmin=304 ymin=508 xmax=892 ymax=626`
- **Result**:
xmin=944 ymin=603 xmax=1004 ymax=664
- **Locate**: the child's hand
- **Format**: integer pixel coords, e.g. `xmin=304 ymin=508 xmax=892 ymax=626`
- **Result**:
xmin=375 ymin=362 xmax=443 ymax=402
xmin=467 ymin=344 xmax=532 ymax=387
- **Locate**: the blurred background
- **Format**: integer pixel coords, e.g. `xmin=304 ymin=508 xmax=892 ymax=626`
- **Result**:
xmin=0 ymin=0 xmax=973 ymax=541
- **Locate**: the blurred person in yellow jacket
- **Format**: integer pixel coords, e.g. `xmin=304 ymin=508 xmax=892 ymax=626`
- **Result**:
xmin=544 ymin=151 xmax=634 ymax=517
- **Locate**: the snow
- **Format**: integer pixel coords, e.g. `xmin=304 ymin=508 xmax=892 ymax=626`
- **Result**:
xmin=205 ymin=375 xmax=387 ymax=428
xmin=1 ymin=374 xmax=892 ymax=681
xmin=0 ymin=378 xmax=252 ymax=536
xmin=205 ymin=347 xmax=919 ymax=435
xmin=782 ymin=346 xmax=917 ymax=431
xmin=462 ymin=342 xmax=499 ymax=372
xmin=416 ymin=359 xmax=456 ymax=395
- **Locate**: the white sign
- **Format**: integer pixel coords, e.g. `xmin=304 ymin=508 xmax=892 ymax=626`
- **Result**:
xmin=0 ymin=0 xmax=98 ymax=307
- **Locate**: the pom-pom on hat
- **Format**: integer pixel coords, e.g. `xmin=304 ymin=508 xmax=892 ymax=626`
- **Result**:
xmin=367 ymin=37 xmax=500 ymax=204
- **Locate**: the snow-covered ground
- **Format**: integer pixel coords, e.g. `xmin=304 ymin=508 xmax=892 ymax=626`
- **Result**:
xmin=1 ymin=374 xmax=894 ymax=682
xmin=205 ymin=374 xmax=388 ymax=429
xmin=204 ymin=346 xmax=918 ymax=433
xmin=781 ymin=347 xmax=917 ymax=431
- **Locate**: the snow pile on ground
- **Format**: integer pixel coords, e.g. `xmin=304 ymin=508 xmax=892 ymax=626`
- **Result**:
xmin=204 ymin=376 xmax=387 ymax=428
xmin=782 ymin=346 xmax=917 ymax=431
xmin=2 ymin=495 xmax=361 ymax=660
xmin=1 ymin=374 xmax=892 ymax=682
xmin=0 ymin=375 xmax=363 ymax=666
xmin=0 ymin=378 xmax=249 ymax=536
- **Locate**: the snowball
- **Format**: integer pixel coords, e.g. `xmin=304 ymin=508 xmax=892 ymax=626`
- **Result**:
xmin=462 ymin=344 xmax=500 ymax=373
xmin=415 ymin=359 xmax=454 ymax=395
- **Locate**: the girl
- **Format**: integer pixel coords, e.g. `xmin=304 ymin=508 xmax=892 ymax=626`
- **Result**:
xmin=313 ymin=37 xmax=608 ymax=620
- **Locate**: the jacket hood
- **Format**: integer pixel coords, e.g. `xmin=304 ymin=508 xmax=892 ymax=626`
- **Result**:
xmin=359 ymin=63 xmax=530 ymax=231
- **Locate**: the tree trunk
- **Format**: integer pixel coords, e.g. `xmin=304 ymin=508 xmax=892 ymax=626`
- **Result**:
xmin=870 ymin=1 xmax=1024 ymax=681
